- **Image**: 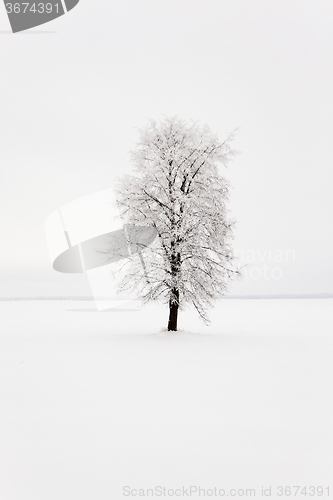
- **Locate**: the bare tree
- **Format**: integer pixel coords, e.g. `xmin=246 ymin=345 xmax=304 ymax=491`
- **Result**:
xmin=115 ymin=117 xmax=240 ymax=331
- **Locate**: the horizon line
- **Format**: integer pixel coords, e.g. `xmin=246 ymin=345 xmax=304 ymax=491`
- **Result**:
xmin=0 ymin=293 xmax=332 ymax=301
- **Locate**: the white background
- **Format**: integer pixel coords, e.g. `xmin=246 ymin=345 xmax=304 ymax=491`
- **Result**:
xmin=0 ymin=0 xmax=332 ymax=296
xmin=0 ymin=4 xmax=332 ymax=498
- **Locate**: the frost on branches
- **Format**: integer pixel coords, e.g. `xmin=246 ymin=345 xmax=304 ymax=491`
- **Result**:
xmin=115 ymin=117 xmax=241 ymax=331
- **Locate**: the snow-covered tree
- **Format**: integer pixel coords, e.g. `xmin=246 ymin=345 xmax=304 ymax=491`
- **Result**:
xmin=115 ymin=117 xmax=240 ymax=331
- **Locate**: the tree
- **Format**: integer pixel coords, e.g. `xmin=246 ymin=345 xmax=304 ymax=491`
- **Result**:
xmin=115 ymin=117 xmax=240 ymax=331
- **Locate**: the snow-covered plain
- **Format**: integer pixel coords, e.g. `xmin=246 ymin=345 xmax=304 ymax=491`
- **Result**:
xmin=0 ymin=298 xmax=332 ymax=499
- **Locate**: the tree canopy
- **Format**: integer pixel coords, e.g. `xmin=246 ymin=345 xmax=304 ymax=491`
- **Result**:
xmin=115 ymin=117 xmax=240 ymax=330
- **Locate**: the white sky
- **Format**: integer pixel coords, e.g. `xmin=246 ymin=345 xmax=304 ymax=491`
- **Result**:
xmin=0 ymin=0 xmax=332 ymax=296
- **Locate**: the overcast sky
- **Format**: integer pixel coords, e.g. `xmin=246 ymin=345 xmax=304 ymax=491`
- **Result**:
xmin=0 ymin=0 xmax=332 ymax=297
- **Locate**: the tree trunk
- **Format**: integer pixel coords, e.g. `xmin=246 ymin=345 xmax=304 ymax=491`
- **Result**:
xmin=167 ymin=288 xmax=179 ymax=331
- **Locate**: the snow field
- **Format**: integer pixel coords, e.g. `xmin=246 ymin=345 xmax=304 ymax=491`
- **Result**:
xmin=0 ymin=299 xmax=332 ymax=499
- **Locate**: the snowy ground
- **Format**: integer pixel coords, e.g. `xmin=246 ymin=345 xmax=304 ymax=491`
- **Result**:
xmin=0 ymin=298 xmax=332 ymax=500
